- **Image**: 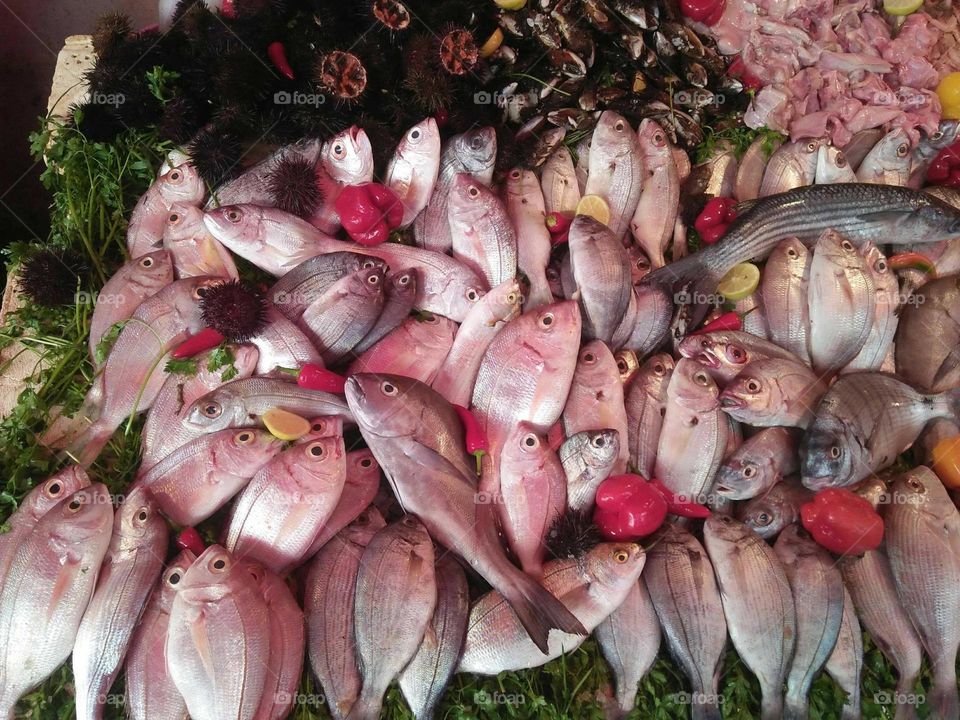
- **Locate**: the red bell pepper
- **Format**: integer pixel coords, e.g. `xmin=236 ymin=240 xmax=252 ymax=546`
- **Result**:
xmin=691 ymin=310 xmax=743 ymax=335
xmin=926 ymin=139 xmax=960 ymax=187
xmin=267 ymin=41 xmax=294 ymax=80
xmin=453 ymin=404 xmax=488 ymax=475
xmin=680 ymin=0 xmax=727 ymax=26
xmin=171 ymin=328 xmax=225 ymax=359
xmin=649 ymin=479 xmax=711 ymax=518
xmin=335 ymin=183 xmax=404 ymax=246
xmin=296 ymin=363 xmax=347 ymax=393
xmin=694 ymin=197 xmax=737 ymax=245
xmin=176 ymin=527 xmax=206 ymax=557
xmin=800 ymin=488 xmax=884 ymax=556
xmin=593 ymin=474 xmax=669 ymax=540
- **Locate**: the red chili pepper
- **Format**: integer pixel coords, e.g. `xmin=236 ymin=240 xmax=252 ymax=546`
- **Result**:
xmin=170 ymin=328 xmax=226 ymax=359
xmin=176 ymin=527 xmax=206 ymax=557
xmin=888 ymin=252 xmax=937 ymax=276
xmin=220 ymin=0 xmax=237 ymax=19
xmin=335 ymin=183 xmax=403 ymax=246
xmin=452 ymin=404 xmax=488 ymax=475
xmin=593 ymin=474 xmax=668 ymax=540
xmin=800 ymin=488 xmax=884 ymax=556
xmin=679 ymin=0 xmax=726 ymax=25
xmin=649 ymin=479 xmax=711 ymax=518
xmin=296 ymin=363 xmax=347 ymax=393
xmin=267 ymin=41 xmax=294 ymax=80
xmin=692 ymin=310 xmax=743 ymax=335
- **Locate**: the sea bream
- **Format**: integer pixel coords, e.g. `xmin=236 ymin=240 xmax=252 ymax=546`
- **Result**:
xmin=630 ymin=119 xmax=680 ymax=268
xmin=127 ymin=163 xmax=206 ymax=258
xmin=385 ymin=118 xmax=441 ymax=227
xmin=162 ymin=204 xmax=238 ymax=280
xmin=584 ymin=111 xmax=643 ymax=238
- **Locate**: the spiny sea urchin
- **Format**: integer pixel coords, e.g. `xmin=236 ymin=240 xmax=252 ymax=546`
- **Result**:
xmin=199 ymin=279 xmax=269 ymax=342
xmin=267 ymin=156 xmax=322 ymax=218
xmin=315 ymin=51 xmax=368 ymax=102
xmin=438 ymin=27 xmax=478 ymax=76
xmin=91 ymin=11 xmax=132 ymax=58
xmin=189 ymin=128 xmax=245 ymax=187
xmin=18 ymin=249 xmax=88 ymax=307
xmin=158 ymin=96 xmax=204 ymax=145
xmin=69 ymin=101 xmax=125 ymax=143
xmin=545 ymin=508 xmax=602 ymax=560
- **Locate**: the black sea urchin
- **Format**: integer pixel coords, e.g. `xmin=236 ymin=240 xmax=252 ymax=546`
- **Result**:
xmin=19 ymin=249 xmax=88 ymax=307
xmin=545 ymin=508 xmax=602 ymax=560
xmin=199 ymin=279 xmax=269 ymax=342
xmin=189 ymin=128 xmax=245 ymax=187
xmin=267 ymin=155 xmax=322 ymax=218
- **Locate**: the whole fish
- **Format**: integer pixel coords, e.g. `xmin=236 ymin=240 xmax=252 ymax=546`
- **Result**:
xmin=139 ymin=428 xmax=283 ymax=525
xmin=88 ymin=250 xmax=174 ymax=362
xmin=162 ymin=204 xmax=238 ymax=279
xmin=559 ymin=429 xmax=620 ymax=512
xmin=800 ymin=374 xmax=960 ymax=489
xmin=205 ymin=138 xmax=322 ymax=210
xmin=655 ymin=358 xmax=728 ymax=502
xmin=824 ymin=587 xmax=863 ymax=720
xmin=808 ymin=229 xmax=875 ymax=374
xmin=738 ymin=478 xmax=812 ymax=540
xmin=704 ymin=514 xmax=795 ymax=720
xmin=224 ymin=435 xmax=346 ymax=573
xmin=839 ymin=548 xmax=923 ymax=720
xmin=457 ymin=543 xmax=645 ymax=674
xmin=896 ymin=275 xmax=960 ymax=392
xmin=774 ymin=525 xmax=845 ymax=720
xmin=0 ymin=484 xmax=113 ymax=718
xmin=348 ymin=517 xmax=437 ymax=720
xmin=595 ymin=582 xmax=661 ymax=718
xmin=845 ymin=242 xmax=898 ymax=372
xmin=414 ymin=128 xmax=497 ymax=253
xmin=505 ymin=168 xmax=553 ymax=308
xmin=127 ymin=163 xmax=206 ymax=258
xmin=714 ymin=427 xmax=799 ymax=500
xmin=447 ymin=173 xmax=518 ymax=287
xmin=815 ymin=145 xmax=857 ymax=184
xmin=431 ymin=279 xmax=521 ymax=406
xmin=736 ymin=135 xmax=783 ymax=201
xmin=385 ymin=118 xmax=442 ymax=226
xmin=568 ymin=216 xmax=632 ymax=343
xmin=398 ymin=556 xmax=470 ymax=720
xmin=183 ymin=376 xmax=353 ymax=433
xmin=844 ymin=128 xmax=886 ymax=170
xmin=625 ymin=353 xmax=674 ymax=479
xmin=352 ymin=269 xmax=418 ymax=354
xmin=630 ymin=119 xmax=680 ymax=268
xmin=678 ymin=330 xmax=798 ymax=385
xmin=348 ymin=314 xmax=457 ymax=384
xmin=305 ymin=509 xmax=386 ymax=720
xmin=856 ymin=128 xmax=912 ymax=185
xmin=124 ymin=550 xmax=195 ymax=720
xmin=562 ymin=341 xmax=630 ymax=474
xmin=644 ymin=523 xmax=726 ymax=720
xmin=499 ymin=422 xmax=566 ymax=577
xmin=612 ymin=284 xmax=672 ymax=355
xmin=167 ymin=546 xmax=271 ymax=720
xmin=73 ymin=486 xmax=168 ymax=720
xmin=269 ymin=252 xmax=384 ymax=321
xmin=249 ymin=306 xmax=323 ymax=375
xmin=759 ymin=139 xmax=821 ymax=197
xmin=719 ymin=357 xmax=828 ymax=428
xmin=309 ymin=126 xmax=376 ymax=234
xmin=584 ymin=111 xmax=644 ymax=238
xmin=885 ymin=467 xmax=960 ymax=719
xmin=540 ymin=145 xmax=581 ymax=216
xmin=140 ymin=344 xmax=259 ymax=472
xmin=299 ymin=265 xmax=386 ymax=363
xmin=761 ymin=237 xmax=811 ymax=364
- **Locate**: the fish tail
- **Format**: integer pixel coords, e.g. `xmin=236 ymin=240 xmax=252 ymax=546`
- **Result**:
xmin=783 ymin=696 xmax=808 ymax=720
xmin=893 ymin=674 xmax=920 ymax=720
xmin=928 ymin=664 xmax=959 ymax=720
xmin=62 ymin=419 xmax=113 ymax=468
xmin=343 ymin=691 xmax=383 ymax=720
xmin=759 ymin=691 xmax=784 ymax=720
xmin=499 ymin=565 xmax=586 ymax=654
xmin=690 ymin=697 xmax=722 ymax=720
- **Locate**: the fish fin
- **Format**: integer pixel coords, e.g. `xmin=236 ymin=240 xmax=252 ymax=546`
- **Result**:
xmin=853 ymin=209 xmax=913 ymax=226
xmin=343 ymin=693 xmax=382 ymax=720
xmin=499 ymin=566 xmax=586 ymax=654
xmin=928 ymin=666 xmax=959 ymax=720
xmin=61 ymin=419 xmax=113 ymax=468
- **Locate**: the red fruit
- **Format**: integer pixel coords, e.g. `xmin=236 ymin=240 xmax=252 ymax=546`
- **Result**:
xmin=800 ymin=488 xmax=884 ymax=556
xmin=170 ymin=327 xmax=225 ymax=359
xmin=267 ymin=41 xmax=294 ymax=80
xmin=694 ymin=197 xmax=736 ymax=233
xmin=649 ymin=479 xmax=711 ymax=518
xmin=452 ymin=404 xmax=488 ymax=475
xmin=365 ymin=183 xmax=404 ymax=228
xmin=680 ymin=0 xmax=726 ymax=25
xmin=594 ymin=474 xmax=669 ymax=540
xmin=700 ymin=223 xmax=729 ymax=245
xmin=692 ymin=310 xmax=743 ymax=335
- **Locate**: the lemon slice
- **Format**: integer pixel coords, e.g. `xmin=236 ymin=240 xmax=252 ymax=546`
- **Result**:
xmin=575 ymin=195 xmax=611 ymax=226
xmin=717 ymin=263 xmax=761 ymax=303
xmin=937 ymin=73 xmax=960 ymax=120
xmin=494 ymin=0 xmax=527 ymax=9
xmin=883 ymin=0 xmax=922 ymax=15
xmin=263 ymin=408 xmax=310 ymax=441
xmin=479 ymin=28 xmax=504 ymax=58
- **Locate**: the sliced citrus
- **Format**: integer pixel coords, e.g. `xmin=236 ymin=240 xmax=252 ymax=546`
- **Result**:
xmin=494 ymin=0 xmax=527 ymax=9
xmin=883 ymin=0 xmax=923 ymax=14
xmin=717 ymin=262 xmax=761 ymax=303
xmin=263 ymin=408 xmax=311 ymax=441
xmin=479 ymin=28 xmax=504 ymax=58
xmin=575 ymin=194 xmax=611 ymax=226
xmin=931 ymin=436 xmax=960 ymax=489
xmin=937 ymin=73 xmax=960 ymax=120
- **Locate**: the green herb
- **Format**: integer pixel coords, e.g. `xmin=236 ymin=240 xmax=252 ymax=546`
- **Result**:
xmin=93 ymin=321 xmax=125 ymax=365
xmin=164 ymin=356 xmax=199 ymax=376
xmin=146 ymin=66 xmax=181 ymax=105
xmin=207 ymin=343 xmax=238 ymax=380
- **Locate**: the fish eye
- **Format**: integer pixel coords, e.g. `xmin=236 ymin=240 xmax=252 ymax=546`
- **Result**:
xmin=141 ymin=257 xmax=154 ymax=268
xmin=840 ymin=239 xmax=854 ymax=252
xmin=835 ymin=151 xmax=847 ymax=167
xmin=359 ymin=457 xmax=374 ymax=468
xmin=468 ymin=185 xmax=480 ymax=198
xmin=693 ymin=371 xmax=709 ymax=386
xmin=742 ymin=465 xmax=757 ymax=478
xmin=805 ymin=142 xmax=817 ymax=152
xmin=614 ymin=120 xmax=625 ymax=131
xmin=830 ymin=445 xmax=842 ymax=459
xmin=311 ymin=421 xmax=326 ymax=432
xmin=167 ymin=570 xmax=182 ymax=585
xmin=510 ymin=169 xmax=521 ymax=179
xmin=307 ymin=442 xmax=325 ymax=458
xmin=728 ymin=347 xmax=746 ymax=363
xmin=226 ymin=210 xmax=242 ymax=223
xmin=522 ymin=433 xmax=539 ymax=449
xmin=613 ymin=549 xmax=630 ymax=563
xmin=397 ymin=274 xmax=410 ymax=286
xmin=932 ymin=130 xmax=944 ymax=141
xmin=362 ymin=259 xmax=377 ymax=269
xmin=591 ymin=434 xmax=606 ymax=448
xmin=168 ymin=212 xmax=180 ymax=224
xmin=653 ymin=362 xmax=665 ymax=375
xmin=466 ymin=289 xmax=480 ymax=302
xmin=653 ymin=132 xmax=664 ymax=144
xmin=907 ymin=477 xmax=925 ymax=492
xmin=367 ymin=273 xmax=380 ymax=285
xmin=402 ymin=516 xmax=419 ymax=529
xmin=756 ymin=512 xmax=771 ymax=525
xmin=381 ymin=381 xmax=398 ymax=396
xmin=539 ymin=313 xmax=554 ymax=328
xmin=470 ymin=135 xmax=483 ymax=150
xmin=45 ymin=480 xmax=63 ymax=497
xmin=700 ymin=339 xmax=710 ymax=348
xmin=506 ymin=292 xmax=518 ymax=303
xmin=787 ymin=247 xmax=798 ymax=258
xmin=169 ymin=170 xmax=182 ymax=181
xmin=581 ymin=350 xmax=596 ymax=364
xmin=137 ymin=509 xmax=149 ymax=522
xmin=746 ymin=379 xmax=761 ymax=393
xmin=202 ymin=403 xmax=222 ymax=419
xmin=719 ymin=515 xmax=732 ymax=524
xmin=617 ymin=359 xmax=628 ymax=373
xmin=409 ymin=128 xmax=421 ymax=140
xmin=210 ymin=556 xmax=229 ymax=572
xmin=876 ymin=259 xmax=887 ymax=273
xmin=236 ymin=431 xmax=254 ymax=444
xmin=68 ymin=498 xmax=82 ymax=512
xmin=636 ymin=257 xmax=650 ymax=270
xmin=897 ymin=143 xmax=909 ymax=157
xmin=333 ymin=143 xmax=345 ymax=158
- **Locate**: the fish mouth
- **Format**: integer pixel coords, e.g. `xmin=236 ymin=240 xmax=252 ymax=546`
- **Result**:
xmin=697 ymin=350 xmax=720 ymax=368
xmin=801 ymin=474 xmax=835 ymax=491
xmin=718 ymin=392 xmax=744 ymax=409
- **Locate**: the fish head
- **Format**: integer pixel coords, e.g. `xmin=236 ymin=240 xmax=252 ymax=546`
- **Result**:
xmin=20 ymin=466 xmax=92 ymax=524
xmin=593 ymin=111 xmax=635 ymax=158
xmin=387 ymin=269 xmax=418 ymax=303
xmin=396 ymin=118 xmax=440 ymax=164
xmin=163 ymin=204 xmax=206 ymax=243
xmin=294 ymin=435 xmax=346 ymax=477
xmin=636 ymin=118 xmax=670 ymax=156
xmin=453 ymin=127 xmax=497 ymax=175
xmin=813 ymin=228 xmax=859 ymax=265
xmin=346 ymin=449 xmax=380 ymax=486
xmin=815 ymin=144 xmax=850 ymax=181
xmin=669 ymin=358 xmax=720 ymax=411
xmin=392 ymin=515 xmax=432 ymax=552
xmin=165 ymin=276 xmax=224 ymax=332
xmin=347 ymin=265 xmax=386 ymax=300
xmin=565 ymin=428 xmax=620 ymax=470
xmin=178 ymin=545 xmax=245 ymax=603
xmin=704 ymin=513 xmax=756 ymax=545
xmin=184 ymin=381 xmax=250 ymax=432
xmin=158 ymin=163 xmax=205 ymax=205
xmin=115 ymin=484 xmax=165 ymax=542
xmin=502 ymin=422 xmax=549 ymax=471
xmin=218 ymin=429 xmax=284 ymax=473
xmin=504 ymin=168 xmax=538 ymax=200
xmin=628 ymin=246 xmax=652 ymax=284
xmin=448 ymin=173 xmax=498 ymax=224
xmin=910 ymin=198 xmax=960 ymax=242
xmin=873 ymin=128 xmax=912 ymax=169
xmin=738 ymin=487 xmax=790 ymax=540
xmin=156 ymin=549 xmax=197 ymax=610
xmin=574 ymin=340 xmax=619 ymax=389
xmin=858 ymin=242 xmax=895 ymax=292
xmin=203 ymin=204 xmax=265 ymax=249
xmin=714 ymin=454 xmax=765 ymax=500
xmin=526 ymin=300 xmax=582 ymax=356
xmin=853 ymin=476 xmax=889 ymax=508
xmin=129 ymin=248 xmax=175 ymax=286
xmin=477 ymin=279 xmax=522 ymax=326
xmin=322 ymin=126 xmax=374 ymax=184
xmin=585 ymin=542 xmax=645 ymax=588
xmin=799 ymin=417 xmax=859 ymax=490
xmin=719 ymin=366 xmax=775 ymax=416
xmin=914 ymin=121 xmax=960 ymax=165
xmin=769 ymin=237 xmax=809 ymax=279
xmin=301 ymin=416 xmax=344 ymax=440
xmin=677 ymin=332 xmax=751 ymax=382
xmin=404 ymin=314 xmax=458 ymax=349
xmin=345 ymin=373 xmax=431 ymax=439
xmin=637 ymin=353 xmax=674 ymax=398
xmin=46 ymin=483 xmax=114 ymax=545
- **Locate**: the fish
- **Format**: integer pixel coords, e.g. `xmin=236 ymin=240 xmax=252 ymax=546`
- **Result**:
xmin=843 ymin=128 xmax=885 ymax=170
xmin=808 ymin=229 xmax=875 ymax=374
xmin=799 ymin=374 xmax=960 ymax=489
xmin=398 ymin=556 xmax=470 ymax=720
xmin=504 ymin=168 xmax=553 ymax=309
xmin=305 ymin=509 xmax=386 ymax=720
xmin=414 ymin=128 xmax=497 ymax=253
xmin=309 ymin=126 xmax=376 ymax=234
xmin=686 ymin=148 xmax=738 ymax=200
xmin=348 ymin=517 xmax=437 ymax=720
xmin=138 ymin=428 xmax=283 ymax=525
xmin=127 ymin=163 xmax=206 ymax=258
xmin=759 ymin=139 xmax=821 ymax=197
xmin=352 ymin=269 xmax=419 ymax=354
xmin=140 ymin=344 xmax=259 ymax=472
xmin=815 ymin=145 xmax=857 ymax=184
xmin=269 ymin=252 xmax=385 ymax=321
xmin=823 ymin=587 xmax=863 ymax=720
xmin=655 ymin=358 xmax=728 ymax=503
xmin=736 ymin=135 xmax=783 ymax=201
xmin=839 ymin=548 xmax=923 ymax=720
xmin=734 ymin=291 xmax=769 ymax=339
xmin=885 ymin=466 xmax=960 ymax=719
xmin=644 ymin=523 xmax=726 ymax=720
xmin=856 ymin=128 xmax=912 ymax=185
xmin=761 ymin=237 xmax=811 ymax=364
xmin=431 ymin=279 xmax=521 ymax=406
xmin=738 ymin=478 xmax=813 ymax=540
xmin=73 ymin=486 xmax=168 ymax=720
xmin=346 ymin=373 xmax=587 ymax=653
xmin=183 ymin=376 xmax=353 ymax=433
xmin=166 ymin=545 xmax=271 ymax=720
xmin=457 ymin=542 xmax=645 ymax=674
xmin=567 ymin=216 xmax=632 ymax=343
xmin=348 ymin=314 xmax=458 ymax=384
xmin=624 ymin=353 xmax=674 ymax=479
xmin=224 ymin=434 xmax=346 ymax=573
xmin=584 ymin=111 xmax=644 ymax=238
xmin=612 ymin=284 xmax=673 ymax=354
xmin=719 ymin=357 xmax=828 ymax=428
xmin=678 ymin=330 xmax=799 ymax=385
xmin=562 ymin=341 xmax=630 ymax=474
xmin=630 ymin=119 xmax=680 ymax=268
xmin=540 ymin=146 xmax=581 ymax=216
xmin=713 ymin=427 xmax=799 ymax=500
xmin=385 ymin=118 xmax=442 ymax=226
xmin=595 ymin=582 xmax=661 ymax=718
xmin=773 ymin=524 xmax=845 ymax=720
xmin=559 ymin=429 xmax=620 ymax=512
xmin=909 ymin=121 xmax=960 ymax=188
xmin=88 ymin=250 xmax=174 ymax=363
xmin=896 ymin=275 xmax=960 ymax=392
xmin=205 ymin=138 xmax=322 ymax=210
xmin=0 ymin=484 xmax=113 ymax=718
xmin=447 ymin=173 xmax=518 ymax=288
xmin=124 ymin=550 xmax=195 ymax=720
xmin=248 ymin=306 xmax=323 ymax=375
xmin=162 ymin=204 xmax=238 ymax=280
xmin=299 ymin=265 xmax=386 ymax=363
xmin=704 ymin=514 xmax=795 ymax=720
xmin=844 ymin=242 xmax=898 ymax=372
xmin=499 ymin=423 xmax=566 ymax=577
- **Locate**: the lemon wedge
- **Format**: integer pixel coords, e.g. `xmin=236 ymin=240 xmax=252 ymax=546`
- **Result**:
xmin=575 ymin=195 xmax=611 ymax=226
xmin=263 ymin=408 xmax=311 ymax=441
xmin=717 ymin=263 xmax=761 ymax=303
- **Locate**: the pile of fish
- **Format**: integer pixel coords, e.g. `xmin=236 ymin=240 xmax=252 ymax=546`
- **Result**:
xmin=9 ymin=106 xmax=960 ymax=720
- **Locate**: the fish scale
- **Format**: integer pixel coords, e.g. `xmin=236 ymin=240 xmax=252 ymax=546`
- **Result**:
xmin=762 ymin=238 xmax=811 ymax=364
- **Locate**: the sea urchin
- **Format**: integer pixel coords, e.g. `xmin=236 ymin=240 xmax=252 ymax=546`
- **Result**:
xmin=19 ymin=249 xmax=88 ymax=307
xmin=545 ymin=508 xmax=603 ymax=560
xmin=199 ymin=279 xmax=269 ymax=342
xmin=267 ymin=156 xmax=322 ymax=218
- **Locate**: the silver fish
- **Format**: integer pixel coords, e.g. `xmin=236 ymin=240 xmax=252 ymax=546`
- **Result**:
xmin=625 ymin=353 xmax=674 ymax=479
xmin=678 ymin=330 xmax=799 ymax=385
xmin=540 ymin=146 xmax=581 ymax=216
xmin=128 ymin=164 xmax=206 ymax=258
xmin=759 ymin=139 xmax=821 ymax=197
xmin=505 ymin=168 xmax=553 ymax=308
xmin=896 ymin=275 xmax=960 ymax=392
xmin=736 ymin=135 xmax=782 ymax=201
xmin=269 ymin=252 xmax=384 ymax=321
xmin=567 ymin=216 xmax=632 ymax=343
xmin=761 ymin=237 xmax=811 ymax=364
xmin=630 ymin=119 xmax=680 ymax=268
xmin=309 ymin=127 xmax=375 ymax=234
xmin=714 ymin=427 xmax=799 ymax=500
xmin=162 ymin=204 xmax=238 ymax=280
xmin=844 ymin=242 xmax=898 ymax=372
xmin=611 ymin=284 xmax=672 ymax=354
xmin=348 ymin=314 xmax=457 ymax=384
xmin=385 ymin=118 xmax=442 ymax=227
xmin=815 ymin=145 xmax=857 ymax=184
xmin=738 ymin=477 xmax=812 ymax=540
xmin=856 ymin=128 xmax=912 ymax=185
xmin=824 ymin=587 xmax=863 ymax=720
xmin=559 ymin=429 xmax=620 ymax=512
xmin=843 ymin=129 xmax=885 ymax=170
xmin=249 ymin=306 xmax=323 ymax=375
xmin=719 ymin=357 xmax=827 ymax=428
xmin=584 ymin=111 xmax=644 ymax=238
xmin=352 ymin=269 xmax=418 ymax=354
xmin=448 ymin=173 xmax=518 ymax=288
